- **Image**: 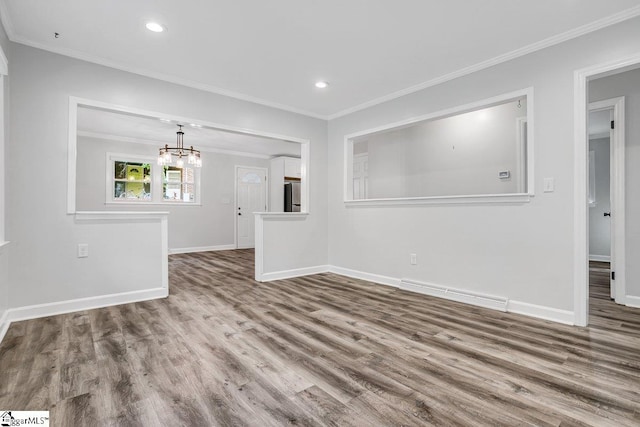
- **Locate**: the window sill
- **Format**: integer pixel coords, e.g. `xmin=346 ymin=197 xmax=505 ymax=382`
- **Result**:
xmin=344 ymin=193 xmax=532 ymax=207
xmin=105 ymin=201 xmax=201 ymax=207
xmin=75 ymin=211 xmax=170 ymax=221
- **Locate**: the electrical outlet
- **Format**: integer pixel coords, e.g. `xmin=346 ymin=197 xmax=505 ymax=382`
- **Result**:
xmin=77 ymin=243 xmax=89 ymax=258
xmin=410 ymin=253 xmax=417 ymax=265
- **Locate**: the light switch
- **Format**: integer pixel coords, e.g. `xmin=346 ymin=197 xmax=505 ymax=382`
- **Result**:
xmin=543 ymin=178 xmax=555 ymax=193
xmin=77 ymin=243 xmax=89 ymax=258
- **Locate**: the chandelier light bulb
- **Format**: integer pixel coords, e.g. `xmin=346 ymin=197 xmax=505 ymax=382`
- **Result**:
xmin=157 ymin=125 xmax=202 ymax=169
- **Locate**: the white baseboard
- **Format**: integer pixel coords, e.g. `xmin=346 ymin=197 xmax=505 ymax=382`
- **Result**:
xmin=327 ymin=265 xmax=574 ymax=325
xmin=327 ymin=266 xmax=401 ymax=288
xmin=400 ymin=279 xmax=508 ymax=312
xmin=0 ymin=310 xmax=9 ymax=346
xmin=260 ymin=265 xmax=329 ymax=282
xmin=507 ymin=300 xmax=574 ymax=325
xmin=169 ymin=244 xmax=236 ymax=255
xmin=625 ymin=295 xmax=640 ymax=308
xmin=6 ymin=287 xmax=168 ymax=323
xmin=589 ymin=254 xmax=611 ymax=262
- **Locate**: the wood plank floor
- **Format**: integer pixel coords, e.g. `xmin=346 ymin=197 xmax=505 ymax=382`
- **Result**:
xmin=1 ymin=251 xmax=640 ymax=426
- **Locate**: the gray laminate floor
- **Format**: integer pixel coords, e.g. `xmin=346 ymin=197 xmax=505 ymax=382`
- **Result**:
xmin=0 ymin=251 xmax=639 ymax=426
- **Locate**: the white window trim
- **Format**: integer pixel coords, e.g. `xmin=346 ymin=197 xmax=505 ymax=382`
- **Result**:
xmin=68 ymin=96 xmax=310 ymax=214
xmin=343 ymin=87 xmax=535 ymax=205
xmin=105 ymin=152 xmax=202 ymax=206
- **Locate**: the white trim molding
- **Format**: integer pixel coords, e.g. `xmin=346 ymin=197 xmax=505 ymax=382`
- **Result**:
xmin=573 ymin=53 xmax=640 ymax=327
xmin=327 ymin=5 xmax=640 ymax=119
xmin=6 ymin=287 xmax=168 ymax=324
xmin=343 ymin=88 xmax=535 ymax=205
xmin=345 ymin=194 xmax=532 ymax=207
xmin=74 ymin=211 xmax=170 ymax=221
xmin=261 ymin=265 xmax=330 ymax=282
xmin=507 ymin=301 xmax=574 ymax=325
xmin=330 ymin=266 xmax=574 ymax=325
xmin=3 ymin=0 xmax=639 ymax=120
xmin=169 ymin=244 xmax=236 ymax=255
xmin=327 ymin=266 xmax=401 ymax=288
xmin=625 ymin=296 xmax=640 ymax=308
xmin=68 ymin=96 xmax=310 ymax=215
xmin=0 ymin=310 xmax=9 ymax=346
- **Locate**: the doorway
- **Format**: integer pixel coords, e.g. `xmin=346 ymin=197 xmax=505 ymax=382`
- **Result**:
xmin=588 ymin=104 xmax=613 ymax=305
xmin=587 ymin=96 xmax=625 ymax=313
xmin=236 ymin=166 xmax=268 ymax=249
xmin=574 ymin=57 xmax=640 ymax=326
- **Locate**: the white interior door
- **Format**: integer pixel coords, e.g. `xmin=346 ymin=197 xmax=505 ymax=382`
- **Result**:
xmin=588 ymin=97 xmax=625 ymax=305
xmin=236 ymin=166 xmax=267 ymax=249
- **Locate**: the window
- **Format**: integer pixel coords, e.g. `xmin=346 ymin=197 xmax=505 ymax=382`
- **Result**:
xmin=163 ymin=166 xmax=196 ymax=202
xmin=113 ymin=161 xmax=152 ymax=201
xmin=106 ymin=153 xmax=200 ymax=204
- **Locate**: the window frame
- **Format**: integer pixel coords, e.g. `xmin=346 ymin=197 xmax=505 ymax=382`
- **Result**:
xmin=105 ymin=152 xmax=201 ymax=206
xmin=343 ymin=88 xmax=534 ymax=206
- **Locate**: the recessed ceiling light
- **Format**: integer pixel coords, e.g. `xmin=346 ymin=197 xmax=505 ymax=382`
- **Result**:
xmin=159 ymin=118 xmax=172 ymax=123
xmin=190 ymin=123 xmax=202 ymax=128
xmin=145 ymin=22 xmax=165 ymax=33
xmin=315 ymin=81 xmax=329 ymax=89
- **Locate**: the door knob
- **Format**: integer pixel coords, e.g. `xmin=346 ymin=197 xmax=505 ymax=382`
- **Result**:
xmin=604 ymin=212 xmax=611 ymax=217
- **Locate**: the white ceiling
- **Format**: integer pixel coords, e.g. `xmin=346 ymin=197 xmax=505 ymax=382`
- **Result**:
xmin=77 ymin=106 xmax=301 ymax=158
xmin=3 ymin=1 xmax=640 ymax=119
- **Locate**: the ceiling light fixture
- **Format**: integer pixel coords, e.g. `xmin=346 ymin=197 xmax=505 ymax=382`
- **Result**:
xmin=158 ymin=125 xmax=202 ymax=168
xmin=189 ymin=123 xmax=202 ymax=128
xmin=315 ymin=81 xmax=329 ymax=89
xmin=145 ymin=22 xmax=165 ymax=33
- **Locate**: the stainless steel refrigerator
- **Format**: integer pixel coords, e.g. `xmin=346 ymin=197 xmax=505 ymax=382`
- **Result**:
xmin=284 ymin=181 xmax=301 ymax=212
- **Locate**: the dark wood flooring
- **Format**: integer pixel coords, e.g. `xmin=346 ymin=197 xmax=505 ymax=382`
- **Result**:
xmin=1 ymin=251 xmax=639 ymax=426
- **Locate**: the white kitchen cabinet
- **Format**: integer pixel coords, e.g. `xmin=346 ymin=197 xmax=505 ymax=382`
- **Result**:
xmin=284 ymin=157 xmax=301 ymax=179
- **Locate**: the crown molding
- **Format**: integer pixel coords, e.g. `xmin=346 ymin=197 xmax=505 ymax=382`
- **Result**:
xmin=6 ymin=34 xmax=328 ymax=120
xmin=326 ymin=5 xmax=640 ymax=120
xmin=2 ymin=3 xmax=640 ymax=121
xmin=77 ymin=130 xmax=272 ymax=159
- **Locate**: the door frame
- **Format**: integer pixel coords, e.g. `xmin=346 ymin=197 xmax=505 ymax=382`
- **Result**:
xmin=573 ymin=53 xmax=640 ymax=326
xmin=588 ymin=97 xmax=626 ymax=304
xmin=234 ymin=165 xmax=269 ymax=249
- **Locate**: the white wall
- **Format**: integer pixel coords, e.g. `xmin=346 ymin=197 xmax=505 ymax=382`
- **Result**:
xmin=7 ymin=43 xmax=327 ymax=309
xmin=588 ymin=137 xmax=611 ymax=259
xmin=590 ymin=67 xmax=640 ymax=298
xmin=328 ymin=16 xmax=640 ymax=317
xmin=76 ymin=135 xmax=269 ymax=251
xmin=362 ymin=100 xmax=525 ymax=199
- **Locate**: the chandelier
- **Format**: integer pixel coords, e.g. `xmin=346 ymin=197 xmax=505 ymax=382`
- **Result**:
xmin=157 ymin=124 xmax=202 ymax=167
